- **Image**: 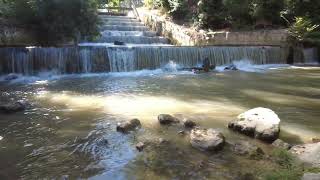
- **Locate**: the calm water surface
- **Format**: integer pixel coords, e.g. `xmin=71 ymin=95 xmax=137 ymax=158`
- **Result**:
xmin=0 ymin=65 xmax=320 ymax=179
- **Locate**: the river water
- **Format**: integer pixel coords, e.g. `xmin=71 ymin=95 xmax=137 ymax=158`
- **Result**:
xmin=0 ymin=61 xmax=319 ymax=179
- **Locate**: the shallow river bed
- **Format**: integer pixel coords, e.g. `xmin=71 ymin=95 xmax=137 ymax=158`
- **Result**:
xmin=0 ymin=64 xmax=320 ymax=179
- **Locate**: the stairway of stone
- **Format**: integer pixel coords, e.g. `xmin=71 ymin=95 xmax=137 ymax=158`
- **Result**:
xmin=92 ymin=14 xmax=170 ymax=46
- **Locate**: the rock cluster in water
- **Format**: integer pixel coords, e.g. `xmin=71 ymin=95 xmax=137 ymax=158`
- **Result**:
xmin=228 ymin=107 xmax=280 ymax=142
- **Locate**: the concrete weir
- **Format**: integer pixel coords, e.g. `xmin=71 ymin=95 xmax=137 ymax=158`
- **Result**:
xmin=0 ymin=14 xmax=292 ymax=75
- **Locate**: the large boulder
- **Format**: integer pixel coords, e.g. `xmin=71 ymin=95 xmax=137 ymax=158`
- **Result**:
xmin=289 ymin=142 xmax=320 ymax=168
xmin=190 ymin=128 xmax=225 ymax=151
xmin=228 ymin=107 xmax=280 ymax=142
xmin=116 ymin=119 xmax=141 ymax=133
xmin=0 ymin=100 xmax=29 ymax=114
xmin=158 ymin=114 xmax=179 ymax=125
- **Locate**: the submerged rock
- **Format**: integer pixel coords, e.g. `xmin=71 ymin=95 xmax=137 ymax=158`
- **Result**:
xmin=228 ymin=107 xmax=280 ymax=142
xmin=289 ymin=142 xmax=320 ymax=168
xmin=272 ymin=139 xmax=292 ymax=150
xmin=116 ymin=119 xmax=141 ymax=133
xmin=183 ymin=119 xmax=197 ymax=128
xmin=136 ymin=142 xmax=145 ymax=152
xmin=190 ymin=128 xmax=225 ymax=151
xmin=224 ymin=64 xmax=238 ymax=71
xmin=301 ymin=173 xmax=320 ymax=180
xmin=0 ymin=100 xmax=29 ymax=114
xmin=0 ymin=136 xmax=3 ymax=141
xmin=231 ymin=141 xmax=264 ymax=159
xmin=158 ymin=114 xmax=179 ymax=125
xmin=4 ymin=73 xmax=19 ymax=81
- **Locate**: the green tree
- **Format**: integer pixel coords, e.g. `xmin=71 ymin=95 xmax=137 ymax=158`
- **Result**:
xmin=224 ymin=0 xmax=253 ymax=28
xmin=1 ymin=0 xmax=101 ymax=45
xmin=196 ymin=0 xmax=226 ymax=29
xmin=252 ymin=0 xmax=285 ymax=25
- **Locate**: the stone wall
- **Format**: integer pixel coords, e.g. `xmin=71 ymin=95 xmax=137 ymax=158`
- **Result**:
xmin=137 ymin=8 xmax=289 ymax=47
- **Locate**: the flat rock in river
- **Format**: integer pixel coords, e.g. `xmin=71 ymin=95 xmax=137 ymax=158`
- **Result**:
xmin=289 ymin=142 xmax=320 ymax=168
xmin=190 ymin=128 xmax=225 ymax=151
xmin=228 ymin=107 xmax=280 ymax=142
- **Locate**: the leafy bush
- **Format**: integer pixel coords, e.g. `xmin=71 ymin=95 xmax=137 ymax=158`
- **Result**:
xmin=288 ymin=17 xmax=319 ymax=42
xmin=285 ymin=0 xmax=320 ymax=25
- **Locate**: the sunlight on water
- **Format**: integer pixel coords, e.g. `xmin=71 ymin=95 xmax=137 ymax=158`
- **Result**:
xmin=36 ymin=91 xmax=246 ymax=126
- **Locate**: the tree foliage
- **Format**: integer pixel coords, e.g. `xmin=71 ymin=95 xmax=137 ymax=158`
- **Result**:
xmin=1 ymin=0 xmax=102 ymax=45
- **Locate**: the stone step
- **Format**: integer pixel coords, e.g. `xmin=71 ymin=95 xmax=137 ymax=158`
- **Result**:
xmin=99 ymin=15 xmax=137 ymax=21
xmin=100 ymin=25 xmax=149 ymax=31
xmin=101 ymin=30 xmax=157 ymax=37
xmin=97 ymin=36 xmax=169 ymax=44
xmin=102 ymin=21 xmax=143 ymax=26
xmin=100 ymin=18 xmax=140 ymax=23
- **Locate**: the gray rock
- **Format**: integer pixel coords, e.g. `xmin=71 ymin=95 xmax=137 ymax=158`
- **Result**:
xmin=184 ymin=119 xmax=197 ymax=128
xmin=158 ymin=114 xmax=179 ymax=125
xmin=116 ymin=119 xmax=141 ymax=133
xmin=228 ymin=107 xmax=280 ymax=142
xmin=290 ymin=142 xmax=320 ymax=168
xmin=136 ymin=142 xmax=145 ymax=152
xmin=0 ymin=100 xmax=29 ymax=114
xmin=224 ymin=64 xmax=238 ymax=71
xmin=301 ymin=173 xmax=320 ymax=180
xmin=232 ymin=141 xmax=264 ymax=159
xmin=272 ymin=139 xmax=292 ymax=150
xmin=4 ymin=73 xmax=19 ymax=81
xmin=190 ymin=128 xmax=225 ymax=151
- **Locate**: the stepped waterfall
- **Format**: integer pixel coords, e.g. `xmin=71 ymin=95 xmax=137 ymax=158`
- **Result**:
xmin=0 ymin=14 xmax=289 ymax=75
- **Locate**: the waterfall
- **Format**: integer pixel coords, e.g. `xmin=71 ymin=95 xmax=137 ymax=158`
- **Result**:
xmin=303 ymin=48 xmax=319 ymax=64
xmin=0 ymin=46 xmax=286 ymax=75
xmin=0 ymin=15 xmax=290 ymax=76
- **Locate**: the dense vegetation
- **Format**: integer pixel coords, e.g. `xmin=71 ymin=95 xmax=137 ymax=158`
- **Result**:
xmin=0 ymin=0 xmax=106 ymax=45
xmin=145 ymin=0 xmax=320 ymax=41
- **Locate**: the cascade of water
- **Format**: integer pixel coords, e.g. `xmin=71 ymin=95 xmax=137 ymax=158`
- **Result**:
xmin=0 ymin=46 xmax=286 ymax=75
xmin=0 ymin=14 xmax=289 ymax=75
xmin=303 ymin=48 xmax=319 ymax=64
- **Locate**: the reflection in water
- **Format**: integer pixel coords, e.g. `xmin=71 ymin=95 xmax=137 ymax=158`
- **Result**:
xmin=0 ymin=65 xmax=320 ymax=179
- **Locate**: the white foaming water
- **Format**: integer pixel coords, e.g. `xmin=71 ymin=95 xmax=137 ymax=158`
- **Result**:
xmin=0 ymin=60 xmax=293 ymax=84
xmin=0 ymin=62 xmax=193 ymax=84
xmin=78 ymin=42 xmax=172 ymax=47
xmin=216 ymin=59 xmax=290 ymax=72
